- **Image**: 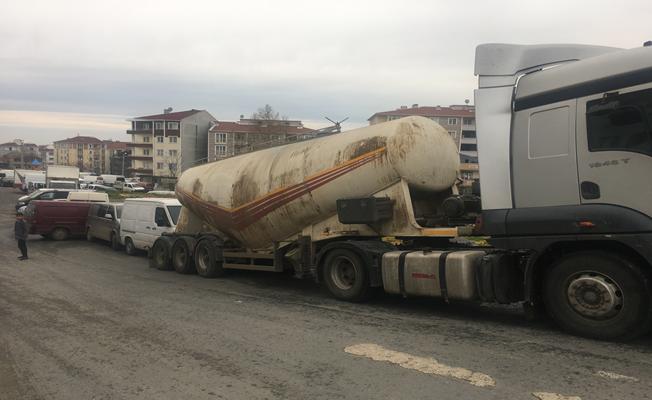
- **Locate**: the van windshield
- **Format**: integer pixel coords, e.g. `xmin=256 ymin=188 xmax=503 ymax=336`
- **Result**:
xmin=167 ymin=205 xmax=181 ymax=225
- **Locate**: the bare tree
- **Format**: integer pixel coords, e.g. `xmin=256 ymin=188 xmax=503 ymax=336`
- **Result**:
xmin=165 ymin=153 xmax=182 ymax=178
xmin=251 ymin=104 xmax=280 ymax=120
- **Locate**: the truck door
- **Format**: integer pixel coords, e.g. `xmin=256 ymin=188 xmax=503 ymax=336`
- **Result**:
xmin=576 ymin=84 xmax=652 ymax=217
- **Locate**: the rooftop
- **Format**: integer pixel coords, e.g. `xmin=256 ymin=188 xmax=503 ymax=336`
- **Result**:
xmin=53 ymin=136 xmax=104 ymax=144
xmin=130 ymin=109 xmax=204 ymax=121
xmin=368 ymin=105 xmax=475 ymax=121
xmin=210 ymin=121 xmax=314 ymax=134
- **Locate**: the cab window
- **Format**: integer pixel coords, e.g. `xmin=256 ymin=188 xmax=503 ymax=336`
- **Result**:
xmin=586 ymin=87 xmax=652 ymax=156
xmin=154 ymin=207 xmax=171 ymax=227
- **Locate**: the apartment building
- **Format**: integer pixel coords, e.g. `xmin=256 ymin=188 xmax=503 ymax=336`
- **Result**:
xmin=208 ymin=118 xmax=314 ymax=162
xmin=38 ymin=145 xmax=55 ymax=165
xmin=54 ymin=136 xmax=108 ymax=172
xmin=126 ymin=109 xmax=215 ymax=180
xmin=368 ymin=104 xmax=479 ymax=190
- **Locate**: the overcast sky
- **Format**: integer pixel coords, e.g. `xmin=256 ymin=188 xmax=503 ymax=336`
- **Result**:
xmin=0 ymin=0 xmax=649 ymax=144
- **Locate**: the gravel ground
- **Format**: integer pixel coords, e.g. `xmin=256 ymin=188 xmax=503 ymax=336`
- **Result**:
xmin=0 ymin=187 xmax=651 ymax=400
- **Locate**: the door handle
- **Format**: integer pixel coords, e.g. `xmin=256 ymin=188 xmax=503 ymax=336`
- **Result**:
xmin=581 ymin=181 xmax=600 ymax=200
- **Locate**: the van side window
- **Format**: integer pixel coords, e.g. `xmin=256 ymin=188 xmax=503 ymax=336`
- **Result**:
xmin=40 ymin=192 xmax=55 ymax=200
xmin=586 ymin=88 xmax=652 ymax=156
xmin=54 ymin=191 xmax=69 ymax=199
xmin=97 ymin=205 xmax=108 ymax=217
xmin=155 ymin=207 xmax=170 ymax=227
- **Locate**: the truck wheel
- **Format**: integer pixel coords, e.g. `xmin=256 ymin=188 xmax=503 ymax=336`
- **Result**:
xmin=194 ymin=239 xmax=224 ymax=278
xmin=544 ymin=251 xmax=652 ymax=340
xmin=124 ymin=238 xmax=137 ymax=256
xmin=149 ymin=238 xmax=172 ymax=270
xmin=172 ymin=238 xmax=196 ymax=274
xmin=110 ymin=233 xmax=121 ymax=251
xmin=50 ymin=227 xmax=69 ymax=241
xmin=322 ymin=248 xmax=371 ymax=302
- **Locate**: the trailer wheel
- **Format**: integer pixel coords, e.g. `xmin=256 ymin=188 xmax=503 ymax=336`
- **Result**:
xmin=194 ymin=239 xmax=224 ymax=278
xmin=149 ymin=238 xmax=172 ymax=270
xmin=124 ymin=237 xmax=137 ymax=256
xmin=172 ymin=238 xmax=196 ymax=274
xmin=110 ymin=232 xmax=121 ymax=251
xmin=322 ymin=248 xmax=371 ymax=302
xmin=50 ymin=227 xmax=69 ymax=241
xmin=544 ymin=251 xmax=652 ymax=340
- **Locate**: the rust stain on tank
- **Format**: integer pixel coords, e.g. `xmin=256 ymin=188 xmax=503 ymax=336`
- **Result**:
xmin=388 ymin=120 xmax=423 ymax=160
xmin=232 ymin=173 xmax=260 ymax=207
xmin=344 ymin=136 xmax=387 ymax=160
xmin=192 ymin=178 xmax=203 ymax=196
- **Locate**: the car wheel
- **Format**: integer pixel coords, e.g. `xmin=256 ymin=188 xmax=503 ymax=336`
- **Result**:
xmin=544 ymin=251 xmax=652 ymax=340
xmin=124 ymin=238 xmax=137 ymax=256
xmin=110 ymin=233 xmax=121 ymax=250
xmin=50 ymin=227 xmax=70 ymax=241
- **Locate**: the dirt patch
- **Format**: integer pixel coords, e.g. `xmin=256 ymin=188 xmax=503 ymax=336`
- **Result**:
xmin=192 ymin=179 xmax=203 ymax=196
xmin=232 ymin=173 xmax=260 ymax=207
xmin=387 ymin=120 xmax=423 ymax=161
xmin=343 ymin=136 xmax=387 ymax=160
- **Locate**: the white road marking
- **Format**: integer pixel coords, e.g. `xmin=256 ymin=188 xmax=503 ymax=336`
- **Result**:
xmin=532 ymin=392 xmax=581 ymax=400
xmin=595 ymin=370 xmax=639 ymax=382
xmin=343 ymin=343 xmax=495 ymax=387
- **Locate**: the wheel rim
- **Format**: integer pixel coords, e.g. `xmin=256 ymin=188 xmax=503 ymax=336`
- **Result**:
xmin=174 ymin=247 xmax=186 ymax=266
xmin=197 ymin=245 xmax=209 ymax=271
xmin=155 ymin=245 xmax=166 ymax=264
xmin=127 ymin=240 xmax=133 ymax=252
xmin=330 ymin=256 xmax=357 ymax=290
xmin=566 ymin=271 xmax=624 ymax=320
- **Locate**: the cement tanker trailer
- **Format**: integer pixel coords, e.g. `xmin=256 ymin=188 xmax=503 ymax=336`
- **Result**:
xmin=150 ymin=116 xmax=489 ymax=302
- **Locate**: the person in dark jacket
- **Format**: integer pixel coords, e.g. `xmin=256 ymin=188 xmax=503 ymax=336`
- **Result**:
xmin=14 ymin=212 xmax=28 ymax=260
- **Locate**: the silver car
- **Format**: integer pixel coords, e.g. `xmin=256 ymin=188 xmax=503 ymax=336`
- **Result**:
xmin=86 ymin=203 xmax=123 ymax=250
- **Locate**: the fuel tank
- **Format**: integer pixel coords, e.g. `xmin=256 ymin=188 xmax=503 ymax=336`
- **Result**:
xmin=175 ymin=116 xmax=459 ymax=248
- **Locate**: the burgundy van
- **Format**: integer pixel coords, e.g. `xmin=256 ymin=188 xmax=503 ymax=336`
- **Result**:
xmin=25 ymin=200 xmax=93 ymax=240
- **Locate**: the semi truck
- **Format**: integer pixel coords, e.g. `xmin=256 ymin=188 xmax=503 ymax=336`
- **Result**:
xmin=46 ymin=165 xmax=80 ymax=189
xmin=149 ymin=43 xmax=652 ymax=340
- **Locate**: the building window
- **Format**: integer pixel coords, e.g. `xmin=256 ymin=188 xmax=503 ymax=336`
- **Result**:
xmin=143 ymin=161 xmax=152 ymax=169
xmin=460 ymin=143 xmax=478 ymax=152
xmin=143 ymin=136 xmax=151 ymax=143
xmin=462 ymin=130 xmax=477 ymax=138
xmin=463 ymin=117 xmax=475 ymax=125
xmin=156 ymin=136 xmax=164 ymax=143
xmin=143 ymin=149 xmax=150 ymax=156
xmin=157 ymin=149 xmax=164 ymax=156
xmin=168 ymin=150 xmax=178 ymax=156
xmin=169 ymin=163 xmax=177 ymax=172
xmin=447 ymin=118 xmax=458 ymax=125
xmin=169 ymin=136 xmax=177 ymax=143
xmin=387 ymin=116 xmax=400 ymax=121
xmin=215 ymin=132 xmax=227 ymax=143
xmin=155 ymin=122 xmax=164 ymax=130
xmin=167 ymin=122 xmax=179 ymax=130
xmin=157 ymin=162 xmax=164 ymax=169
xmin=215 ymin=145 xmax=227 ymax=157
xmin=448 ymin=131 xmax=457 ymax=139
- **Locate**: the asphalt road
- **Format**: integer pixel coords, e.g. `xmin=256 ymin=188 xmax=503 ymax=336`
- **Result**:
xmin=0 ymin=187 xmax=651 ymax=400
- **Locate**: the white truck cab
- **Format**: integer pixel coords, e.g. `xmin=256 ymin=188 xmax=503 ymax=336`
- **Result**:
xmin=120 ymin=198 xmax=182 ymax=255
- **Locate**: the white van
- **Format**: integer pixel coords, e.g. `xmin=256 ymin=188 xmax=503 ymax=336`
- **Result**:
xmin=67 ymin=191 xmax=110 ymax=203
xmin=120 ymin=198 xmax=181 ymax=255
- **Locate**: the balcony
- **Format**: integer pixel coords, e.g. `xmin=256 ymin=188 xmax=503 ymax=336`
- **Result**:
xmin=126 ymin=128 xmax=152 ymax=134
xmin=128 ymin=155 xmax=153 ymax=161
xmin=126 ymin=167 xmax=153 ymax=175
xmin=127 ymin=143 xmax=153 ymax=148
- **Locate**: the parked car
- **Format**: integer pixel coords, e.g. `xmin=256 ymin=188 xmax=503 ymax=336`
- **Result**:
xmin=120 ymin=198 xmax=181 ymax=255
xmin=122 ymin=182 xmax=146 ymax=192
xmin=86 ymin=203 xmax=123 ymax=249
xmin=67 ymin=191 xmax=110 ymax=202
xmin=15 ymin=189 xmax=75 ymax=211
xmin=87 ymin=184 xmax=119 ymax=193
xmin=24 ymin=200 xmax=93 ymax=240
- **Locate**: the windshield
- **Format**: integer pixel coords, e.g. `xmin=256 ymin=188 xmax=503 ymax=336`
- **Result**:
xmin=167 ymin=205 xmax=181 ymax=225
xmin=27 ymin=190 xmax=47 ymax=200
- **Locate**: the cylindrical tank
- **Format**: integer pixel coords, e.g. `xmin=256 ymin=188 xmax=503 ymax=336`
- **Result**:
xmin=176 ymin=116 xmax=459 ymax=248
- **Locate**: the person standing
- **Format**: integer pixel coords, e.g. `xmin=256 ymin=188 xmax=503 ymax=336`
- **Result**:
xmin=14 ymin=212 xmax=28 ymax=260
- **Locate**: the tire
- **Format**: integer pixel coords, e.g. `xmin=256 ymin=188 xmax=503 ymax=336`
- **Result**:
xmin=149 ymin=238 xmax=172 ymax=270
xmin=110 ymin=232 xmax=121 ymax=251
xmin=194 ymin=239 xmax=224 ymax=278
xmin=172 ymin=238 xmax=196 ymax=274
xmin=124 ymin=237 xmax=137 ymax=256
xmin=50 ymin=227 xmax=69 ymax=241
xmin=86 ymin=229 xmax=94 ymax=242
xmin=543 ymin=251 xmax=652 ymax=341
xmin=322 ymin=248 xmax=371 ymax=302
